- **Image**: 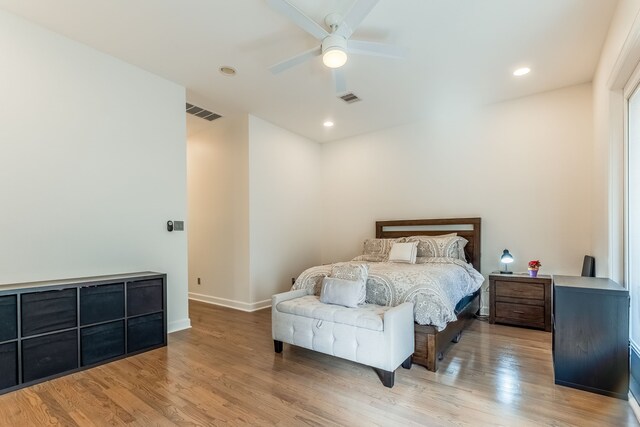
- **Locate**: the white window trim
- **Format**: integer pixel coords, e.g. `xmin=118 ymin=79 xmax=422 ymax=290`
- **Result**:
xmin=607 ymin=11 xmax=640 ymax=286
xmin=623 ymin=65 xmax=640 ymax=292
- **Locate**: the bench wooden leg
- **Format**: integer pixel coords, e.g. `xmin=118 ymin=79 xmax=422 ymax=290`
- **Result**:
xmin=401 ymin=355 xmax=412 ymax=369
xmin=375 ymin=369 xmax=395 ymax=388
xmin=274 ymin=340 xmax=283 ymax=353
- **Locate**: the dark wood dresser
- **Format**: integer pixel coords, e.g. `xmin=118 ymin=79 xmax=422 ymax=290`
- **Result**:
xmin=0 ymin=272 xmax=166 ymax=395
xmin=553 ymin=275 xmax=629 ymax=400
xmin=489 ymin=273 xmax=552 ymax=331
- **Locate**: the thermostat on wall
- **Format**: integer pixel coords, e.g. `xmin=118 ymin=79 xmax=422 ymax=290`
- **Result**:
xmin=167 ymin=220 xmax=185 ymax=232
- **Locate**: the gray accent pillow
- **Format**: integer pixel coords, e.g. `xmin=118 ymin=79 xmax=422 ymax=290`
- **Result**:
xmin=362 ymin=238 xmax=406 ymax=257
xmin=406 ymin=235 xmax=468 ymax=261
xmin=331 ymin=262 xmax=368 ymax=304
xmin=320 ymin=277 xmax=365 ymax=308
xmin=351 ymin=254 xmax=387 ymax=263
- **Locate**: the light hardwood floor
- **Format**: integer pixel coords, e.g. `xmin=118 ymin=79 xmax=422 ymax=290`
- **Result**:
xmin=0 ymin=300 xmax=637 ymax=426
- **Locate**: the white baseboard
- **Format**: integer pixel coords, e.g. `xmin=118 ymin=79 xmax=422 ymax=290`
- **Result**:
xmin=168 ymin=318 xmax=192 ymax=333
xmin=189 ymin=292 xmax=271 ymax=312
xmin=630 ymin=392 xmax=640 ymax=424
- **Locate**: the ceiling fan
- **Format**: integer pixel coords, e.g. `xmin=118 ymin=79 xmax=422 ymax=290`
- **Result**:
xmin=266 ymin=0 xmax=404 ymax=93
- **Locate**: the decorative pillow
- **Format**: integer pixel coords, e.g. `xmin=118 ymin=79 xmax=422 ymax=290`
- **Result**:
xmin=351 ymin=254 xmax=387 ymax=263
xmin=330 ymin=262 xmax=368 ymax=304
xmin=320 ymin=277 xmax=365 ymax=308
xmin=362 ymin=238 xmax=406 ymax=257
xmin=406 ymin=235 xmax=468 ymax=261
xmin=388 ymin=241 xmax=418 ymax=264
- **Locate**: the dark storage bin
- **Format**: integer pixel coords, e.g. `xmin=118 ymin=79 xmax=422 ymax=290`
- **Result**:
xmin=21 ymin=288 xmax=77 ymax=337
xmin=22 ymin=330 xmax=78 ymax=383
xmin=0 ymin=342 xmax=18 ymax=390
xmin=0 ymin=295 xmax=17 ymax=342
xmin=127 ymin=279 xmax=163 ymax=316
xmin=80 ymin=283 xmax=124 ymax=326
xmin=81 ymin=320 xmax=124 ymax=366
xmin=127 ymin=312 xmax=164 ymax=353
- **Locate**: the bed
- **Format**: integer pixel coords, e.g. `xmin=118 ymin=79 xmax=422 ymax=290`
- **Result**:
xmin=292 ymin=218 xmax=483 ymax=372
xmin=377 ymin=218 xmax=482 ymax=371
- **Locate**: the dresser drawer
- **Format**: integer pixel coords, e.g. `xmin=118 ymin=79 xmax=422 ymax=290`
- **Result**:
xmin=495 ymin=280 xmax=544 ymax=300
xmin=496 ymin=302 xmax=544 ymax=322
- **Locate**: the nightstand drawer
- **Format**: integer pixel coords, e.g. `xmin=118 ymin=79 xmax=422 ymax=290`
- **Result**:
xmin=495 ymin=302 xmax=544 ymax=322
xmin=495 ymin=280 xmax=544 ymax=300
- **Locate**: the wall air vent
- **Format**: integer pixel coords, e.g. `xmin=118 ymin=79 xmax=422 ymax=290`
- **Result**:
xmin=186 ymin=103 xmax=222 ymax=121
xmin=339 ymin=92 xmax=361 ymax=104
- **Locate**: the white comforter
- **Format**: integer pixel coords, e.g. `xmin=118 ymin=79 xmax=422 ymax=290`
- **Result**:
xmin=291 ymin=257 xmax=485 ymax=331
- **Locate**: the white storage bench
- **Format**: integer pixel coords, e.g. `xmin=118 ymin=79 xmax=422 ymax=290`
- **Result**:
xmin=272 ymin=288 xmax=414 ymax=387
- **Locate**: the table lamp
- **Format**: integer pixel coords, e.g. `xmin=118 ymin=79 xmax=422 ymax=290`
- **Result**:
xmin=500 ymin=249 xmax=513 ymax=274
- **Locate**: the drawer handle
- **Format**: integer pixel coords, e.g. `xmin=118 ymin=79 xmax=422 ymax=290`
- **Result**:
xmin=512 ymin=310 xmax=525 ymax=314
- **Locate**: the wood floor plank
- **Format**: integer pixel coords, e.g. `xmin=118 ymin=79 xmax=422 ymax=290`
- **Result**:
xmin=0 ymin=300 xmax=637 ymax=426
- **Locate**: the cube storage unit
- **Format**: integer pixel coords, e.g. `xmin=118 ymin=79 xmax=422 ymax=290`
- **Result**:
xmin=0 ymin=272 xmax=166 ymax=395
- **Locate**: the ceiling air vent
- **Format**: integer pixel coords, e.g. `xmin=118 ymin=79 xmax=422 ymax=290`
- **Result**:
xmin=186 ymin=103 xmax=222 ymax=121
xmin=339 ymin=92 xmax=361 ymax=104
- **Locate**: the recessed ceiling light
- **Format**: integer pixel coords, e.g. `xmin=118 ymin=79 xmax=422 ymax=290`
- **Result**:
xmin=219 ymin=66 xmax=237 ymax=76
xmin=323 ymin=121 xmax=334 ymax=127
xmin=513 ymin=67 xmax=531 ymax=77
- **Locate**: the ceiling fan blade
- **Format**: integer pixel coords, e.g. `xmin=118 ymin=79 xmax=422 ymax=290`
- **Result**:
xmin=347 ymin=40 xmax=405 ymax=59
xmin=266 ymin=0 xmax=329 ymax=40
xmin=332 ymin=69 xmax=347 ymax=95
xmin=334 ymin=0 xmax=379 ymax=39
xmin=269 ymin=46 xmax=322 ymax=74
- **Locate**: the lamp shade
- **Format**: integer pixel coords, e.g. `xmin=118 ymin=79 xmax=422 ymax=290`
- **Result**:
xmin=500 ymin=249 xmax=514 ymax=264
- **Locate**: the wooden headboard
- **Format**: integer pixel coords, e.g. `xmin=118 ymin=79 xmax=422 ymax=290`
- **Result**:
xmin=375 ymin=218 xmax=481 ymax=272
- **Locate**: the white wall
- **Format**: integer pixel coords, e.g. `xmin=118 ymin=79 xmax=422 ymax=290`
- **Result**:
xmin=187 ymin=115 xmax=251 ymax=305
xmin=0 ymin=10 xmax=190 ymax=332
xmin=189 ymin=86 xmax=593 ymax=314
xmin=187 ymin=114 xmax=322 ymax=309
xmin=592 ymin=0 xmax=640 ymax=281
xmin=321 ymin=84 xmax=593 ymax=287
xmin=248 ymin=115 xmax=322 ymax=303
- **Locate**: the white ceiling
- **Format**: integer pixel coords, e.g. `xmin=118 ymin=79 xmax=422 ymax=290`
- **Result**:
xmin=0 ymin=0 xmax=618 ymax=142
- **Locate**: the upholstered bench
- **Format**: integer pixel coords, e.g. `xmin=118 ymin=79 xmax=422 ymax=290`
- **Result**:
xmin=272 ymin=288 xmax=414 ymax=387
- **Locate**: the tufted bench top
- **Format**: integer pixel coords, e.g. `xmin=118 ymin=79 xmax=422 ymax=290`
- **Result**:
xmin=276 ymin=295 xmax=393 ymax=331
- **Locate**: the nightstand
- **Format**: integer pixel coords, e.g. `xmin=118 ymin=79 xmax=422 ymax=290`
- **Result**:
xmin=489 ymin=273 xmax=552 ymax=332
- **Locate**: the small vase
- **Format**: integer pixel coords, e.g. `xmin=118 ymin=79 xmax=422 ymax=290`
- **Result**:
xmin=528 ymin=268 xmax=538 ymax=278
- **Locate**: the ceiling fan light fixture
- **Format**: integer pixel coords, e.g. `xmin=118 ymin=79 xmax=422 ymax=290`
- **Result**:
xmin=322 ymin=34 xmax=348 ymax=68
xmin=323 ymin=48 xmax=347 ymax=68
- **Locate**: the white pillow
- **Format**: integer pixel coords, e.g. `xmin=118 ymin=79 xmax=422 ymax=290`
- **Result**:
xmin=388 ymin=241 xmax=418 ymax=264
xmin=320 ymin=277 xmax=365 ymax=308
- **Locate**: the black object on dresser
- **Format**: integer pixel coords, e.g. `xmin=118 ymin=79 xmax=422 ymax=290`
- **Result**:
xmin=0 ymin=272 xmax=166 ymax=395
xmin=553 ymin=275 xmax=629 ymax=400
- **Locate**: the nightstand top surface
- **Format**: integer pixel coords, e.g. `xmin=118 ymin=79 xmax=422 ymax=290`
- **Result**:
xmin=489 ymin=272 xmax=551 ymax=280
